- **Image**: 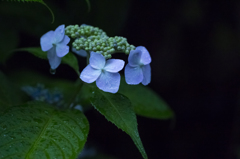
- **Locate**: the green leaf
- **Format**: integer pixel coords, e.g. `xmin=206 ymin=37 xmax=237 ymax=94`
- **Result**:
xmin=15 ymin=47 xmax=80 ymax=75
xmin=2 ymin=0 xmax=55 ymax=23
xmin=90 ymin=89 xmax=148 ymax=159
xmin=119 ymin=80 xmax=174 ymax=119
xmin=0 ymin=71 xmax=27 ymax=111
xmin=0 ymin=101 xmax=89 ymax=159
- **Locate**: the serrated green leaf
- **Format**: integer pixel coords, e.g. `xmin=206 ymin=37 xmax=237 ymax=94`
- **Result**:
xmin=119 ymin=80 xmax=174 ymax=119
xmin=0 ymin=101 xmax=89 ymax=159
xmin=0 ymin=71 xmax=27 ymax=111
xmin=15 ymin=47 xmax=80 ymax=75
xmin=2 ymin=0 xmax=55 ymax=23
xmin=90 ymin=89 xmax=148 ymax=159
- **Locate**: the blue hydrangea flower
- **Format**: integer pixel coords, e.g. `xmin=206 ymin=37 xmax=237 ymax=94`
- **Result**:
xmin=40 ymin=25 xmax=70 ymax=69
xmin=125 ymin=46 xmax=151 ymax=85
xmin=22 ymin=84 xmax=63 ymax=105
xmin=80 ymin=52 xmax=125 ymax=93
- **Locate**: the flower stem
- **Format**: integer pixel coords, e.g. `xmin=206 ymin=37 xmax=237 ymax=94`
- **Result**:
xmin=86 ymin=51 xmax=90 ymax=65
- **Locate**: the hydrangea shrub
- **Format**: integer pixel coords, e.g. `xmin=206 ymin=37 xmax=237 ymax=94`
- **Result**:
xmin=0 ymin=24 xmax=174 ymax=159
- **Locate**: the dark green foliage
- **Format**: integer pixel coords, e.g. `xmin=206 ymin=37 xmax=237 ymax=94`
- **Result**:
xmin=0 ymin=29 xmax=19 ymax=64
xmin=2 ymin=0 xmax=54 ymax=23
xmin=90 ymin=88 xmax=148 ymax=159
xmin=9 ymin=70 xmax=93 ymax=110
xmin=0 ymin=71 xmax=27 ymax=111
xmin=119 ymin=79 xmax=174 ymax=119
xmin=15 ymin=47 xmax=80 ymax=75
xmin=0 ymin=102 xmax=89 ymax=159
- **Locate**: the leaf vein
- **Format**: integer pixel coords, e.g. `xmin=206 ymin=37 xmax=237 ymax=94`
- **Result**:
xmin=25 ymin=111 xmax=55 ymax=158
xmin=50 ymin=129 xmax=75 ymax=152
xmin=100 ymin=92 xmax=134 ymax=133
xmin=41 ymin=136 xmax=66 ymax=159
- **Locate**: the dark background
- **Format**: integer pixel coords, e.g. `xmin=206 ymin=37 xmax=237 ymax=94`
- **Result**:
xmin=1 ymin=0 xmax=240 ymax=159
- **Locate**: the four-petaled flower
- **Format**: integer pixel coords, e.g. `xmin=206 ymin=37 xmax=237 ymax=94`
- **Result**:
xmin=80 ymin=52 xmax=125 ymax=93
xmin=124 ymin=46 xmax=151 ymax=85
xmin=40 ymin=25 xmax=70 ymax=69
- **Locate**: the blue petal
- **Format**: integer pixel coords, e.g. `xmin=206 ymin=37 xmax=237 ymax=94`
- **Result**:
xmin=80 ymin=65 xmax=101 ymax=83
xmin=89 ymin=52 xmax=106 ymax=69
xmin=104 ymin=59 xmax=125 ymax=73
xmin=56 ymin=35 xmax=70 ymax=57
xmin=72 ymin=47 xmax=87 ymax=57
xmin=124 ymin=64 xmax=143 ymax=85
xmin=60 ymin=35 xmax=70 ymax=45
xmin=128 ymin=49 xmax=141 ymax=67
xmin=136 ymin=46 xmax=151 ymax=65
xmin=74 ymin=105 xmax=83 ymax=111
xmin=47 ymin=47 xmax=61 ymax=69
xmin=56 ymin=44 xmax=69 ymax=57
xmin=52 ymin=25 xmax=65 ymax=44
xmin=40 ymin=31 xmax=54 ymax=51
xmin=96 ymin=71 xmax=120 ymax=93
xmin=141 ymin=64 xmax=151 ymax=85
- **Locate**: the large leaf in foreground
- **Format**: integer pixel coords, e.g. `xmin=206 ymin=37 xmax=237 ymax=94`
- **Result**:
xmin=15 ymin=47 xmax=80 ymax=75
xmin=0 ymin=102 xmax=89 ymax=159
xmin=90 ymin=89 xmax=148 ymax=159
xmin=119 ymin=80 xmax=174 ymax=119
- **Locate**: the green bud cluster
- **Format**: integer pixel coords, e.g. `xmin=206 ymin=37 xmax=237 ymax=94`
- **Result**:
xmin=65 ymin=24 xmax=135 ymax=58
xmin=65 ymin=24 xmax=107 ymax=39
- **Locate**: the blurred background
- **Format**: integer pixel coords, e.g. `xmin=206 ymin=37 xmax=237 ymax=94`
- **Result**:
xmin=1 ymin=0 xmax=240 ymax=158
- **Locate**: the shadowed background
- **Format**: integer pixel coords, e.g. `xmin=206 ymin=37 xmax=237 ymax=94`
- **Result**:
xmin=1 ymin=0 xmax=240 ymax=158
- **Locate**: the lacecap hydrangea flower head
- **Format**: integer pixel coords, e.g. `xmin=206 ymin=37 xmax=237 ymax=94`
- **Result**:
xmin=40 ymin=24 xmax=152 ymax=93
xmin=40 ymin=25 xmax=70 ymax=69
